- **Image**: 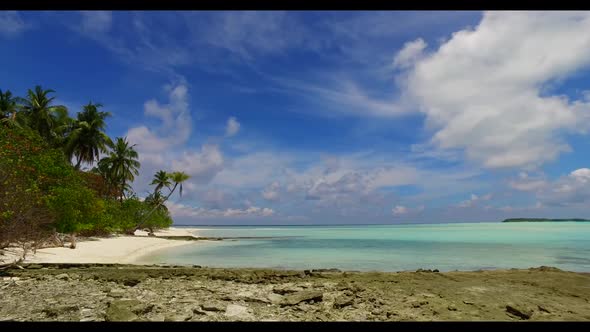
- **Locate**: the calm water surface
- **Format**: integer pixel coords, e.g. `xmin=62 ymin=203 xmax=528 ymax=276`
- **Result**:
xmin=137 ymin=222 xmax=590 ymax=272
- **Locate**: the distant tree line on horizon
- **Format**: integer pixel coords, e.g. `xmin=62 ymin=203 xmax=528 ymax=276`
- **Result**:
xmin=502 ymin=218 xmax=590 ymax=222
xmin=0 ymin=86 xmax=190 ymax=265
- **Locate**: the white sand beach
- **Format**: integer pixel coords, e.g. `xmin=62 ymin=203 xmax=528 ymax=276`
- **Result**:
xmin=2 ymin=227 xmax=201 ymax=265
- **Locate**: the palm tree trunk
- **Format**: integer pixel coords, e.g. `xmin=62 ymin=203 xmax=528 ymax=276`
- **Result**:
xmin=135 ymin=183 xmax=178 ymax=231
xmin=75 ymin=157 xmax=82 ymax=170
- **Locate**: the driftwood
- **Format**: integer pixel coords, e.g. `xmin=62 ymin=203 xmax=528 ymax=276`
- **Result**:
xmin=0 ymin=257 xmax=24 ymax=270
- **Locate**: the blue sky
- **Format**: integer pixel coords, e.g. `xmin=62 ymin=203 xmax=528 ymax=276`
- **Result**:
xmin=2 ymin=11 xmax=590 ymax=225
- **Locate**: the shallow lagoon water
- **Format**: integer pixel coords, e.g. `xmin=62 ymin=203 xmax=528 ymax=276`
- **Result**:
xmin=138 ymin=222 xmax=590 ymax=272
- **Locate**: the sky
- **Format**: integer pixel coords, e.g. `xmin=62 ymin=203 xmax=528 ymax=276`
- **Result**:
xmin=2 ymin=11 xmax=590 ymax=225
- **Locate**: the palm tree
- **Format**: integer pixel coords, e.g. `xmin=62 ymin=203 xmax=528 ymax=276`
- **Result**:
xmin=136 ymin=171 xmax=191 ymax=233
xmin=145 ymin=191 xmax=168 ymax=213
xmin=65 ymin=102 xmax=112 ymax=169
xmin=150 ymin=170 xmax=172 ymax=195
xmin=18 ymin=86 xmax=69 ymax=143
xmin=97 ymin=137 xmax=140 ymax=202
xmin=0 ymin=89 xmax=18 ymax=120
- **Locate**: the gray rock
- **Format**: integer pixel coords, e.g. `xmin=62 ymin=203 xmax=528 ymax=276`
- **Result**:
xmin=224 ymin=304 xmax=253 ymax=321
xmin=201 ymin=302 xmax=226 ymax=312
xmin=105 ymin=300 xmax=152 ymax=321
xmin=333 ymin=295 xmax=354 ymax=309
xmin=266 ymin=293 xmax=284 ymax=305
xmin=506 ymin=303 xmax=533 ymax=320
xmin=243 ymin=296 xmax=271 ymax=304
xmin=281 ymin=290 xmax=323 ymax=306
xmin=273 ymin=285 xmax=302 ymax=295
xmin=55 ymin=273 xmax=69 ymax=280
xmin=149 ymin=314 xmax=166 ymax=321
xmin=107 ymin=289 xmax=126 ymax=298
xmin=164 ymin=314 xmax=192 ymax=321
xmin=42 ymin=305 xmax=78 ymax=318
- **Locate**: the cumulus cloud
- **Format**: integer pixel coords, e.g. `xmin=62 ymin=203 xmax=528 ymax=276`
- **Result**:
xmin=457 ymin=193 xmax=492 ymax=208
xmin=127 ymin=83 xmax=192 ymax=153
xmin=399 ymin=11 xmax=590 ymax=169
xmin=171 ymin=144 xmax=224 ymax=184
xmin=80 ymin=11 xmax=112 ymax=33
xmin=392 ymin=205 xmax=407 ymax=215
xmin=225 ymin=116 xmax=240 ymax=137
xmin=262 ymin=181 xmax=281 ymax=201
xmin=0 ymin=11 xmax=28 ymax=37
xmin=167 ymin=201 xmax=274 ymax=219
xmin=537 ymin=168 xmax=590 ymax=206
xmin=392 ymin=205 xmax=425 ymax=216
xmin=392 ymin=38 xmax=427 ymax=69
xmin=508 ymin=172 xmax=548 ymax=192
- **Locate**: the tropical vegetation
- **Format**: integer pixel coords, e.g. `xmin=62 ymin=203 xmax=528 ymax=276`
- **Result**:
xmin=0 ymin=85 xmax=190 ymax=262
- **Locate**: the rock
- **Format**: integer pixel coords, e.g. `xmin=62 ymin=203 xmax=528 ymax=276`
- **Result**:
xmin=42 ymin=305 xmax=78 ymax=318
xmin=201 ymin=302 xmax=226 ymax=312
xmin=122 ymin=278 xmax=141 ymax=287
xmin=55 ymin=273 xmax=69 ymax=280
xmin=447 ymin=304 xmax=458 ymax=311
xmin=281 ymin=290 xmax=323 ymax=306
xmin=148 ymin=314 xmax=166 ymax=321
xmin=463 ymin=300 xmax=475 ymax=305
xmin=273 ymin=285 xmax=302 ymax=295
xmin=224 ymin=304 xmax=253 ymax=321
xmin=506 ymin=304 xmax=533 ymax=320
xmin=243 ymin=296 xmax=271 ymax=304
xmin=164 ymin=314 xmax=192 ymax=322
xmin=26 ymin=264 xmax=43 ymax=270
xmin=105 ymin=300 xmax=152 ymax=321
xmin=266 ymin=293 xmax=284 ymax=305
xmin=311 ymin=268 xmax=341 ymax=273
xmin=538 ymin=305 xmax=551 ymax=313
xmin=192 ymin=308 xmax=208 ymax=315
xmin=333 ymin=295 xmax=354 ymax=309
xmin=107 ymin=289 xmax=126 ymax=298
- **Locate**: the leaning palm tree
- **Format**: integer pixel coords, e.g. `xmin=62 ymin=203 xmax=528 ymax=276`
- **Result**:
xmin=144 ymin=191 xmax=168 ymax=213
xmin=97 ymin=137 xmax=140 ymax=202
xmin=150 ymin=170 xmax=172 ymax=195
xmin=18 ymin=86 xmax=69 ymax=143
xmin=136 ymin=171 xmax=191 ymax=234
xmin=65 ymin=102 xmax=112 ymax=169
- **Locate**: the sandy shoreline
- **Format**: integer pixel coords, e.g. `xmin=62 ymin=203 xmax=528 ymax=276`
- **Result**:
xmin=2 ymin=227 xmax=201 ymax=265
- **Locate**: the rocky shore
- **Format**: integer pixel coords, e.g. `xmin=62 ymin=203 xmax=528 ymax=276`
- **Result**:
xmin=1 ymin=264 xmax=589 ymax=321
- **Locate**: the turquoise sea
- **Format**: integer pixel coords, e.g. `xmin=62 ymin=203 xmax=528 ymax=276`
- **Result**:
xmin=137 ymin=222 xmax=590 ymax=272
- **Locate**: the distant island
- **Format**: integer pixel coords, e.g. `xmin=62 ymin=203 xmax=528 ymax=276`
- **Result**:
xmin=502 ymin=218 xmax=590 ymax=222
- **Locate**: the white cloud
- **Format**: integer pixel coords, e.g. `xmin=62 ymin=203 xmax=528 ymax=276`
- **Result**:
xmin=538 ymin=168 xmax=590 ymax=206
xmin=167 ymin=201 xmax=274 ymax=219
xmin=127 ymin=83 xmax=192 ymax=153
xmin=262 ymin=181 xmax=281 ymax=201
xmin=508 ymin=172 xmax=548 ymax=191
xmin=400 ymin=11 xmax=590 ymax=169
xmin=225 ymin=116 xmax=240 ymax=137
xmin=392 ymin=205 xmax=407 ymax=215
xmin=0 ymin=11 xmax=28 ymax=37
xmin=392 ymin=205 xmax=425 ymax=216
xmin=457 ymin=193 xmax=492 ymax=208
xmin=80 ymin=11 xmax=112 ymax=33
xmin=171 ymin=144 xmax=224 ymax=184
xmin=393 ymin=38 xmax=427 ymax=69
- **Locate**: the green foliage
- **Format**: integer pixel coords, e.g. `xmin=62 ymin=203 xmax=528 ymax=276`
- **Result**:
xmin=1 ymin=85 xmax=177 ymax=248
xmin=97 ymin=137 xmax=141 ymax=200
xmin=45 ymin=185 xmax=104 ymax=234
